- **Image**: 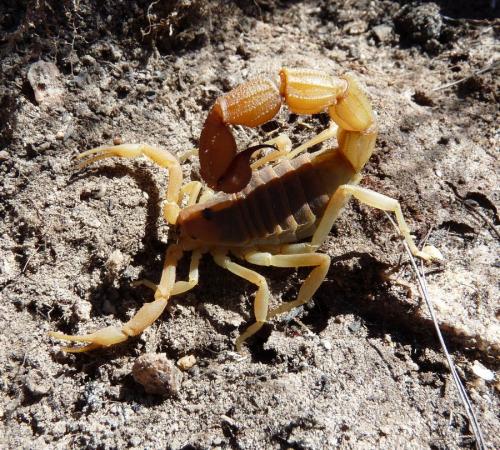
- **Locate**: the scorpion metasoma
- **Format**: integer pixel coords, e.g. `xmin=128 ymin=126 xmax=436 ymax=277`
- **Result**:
xmin=50 ymin=68 xmax=442 ymax=352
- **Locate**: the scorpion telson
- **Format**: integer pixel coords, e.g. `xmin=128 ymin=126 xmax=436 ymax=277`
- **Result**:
xmin=49 ymin=67 xmax=442 ymax=353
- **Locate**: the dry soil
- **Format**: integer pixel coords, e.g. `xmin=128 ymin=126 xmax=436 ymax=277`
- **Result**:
xmin=0 ymin=1 xmax=499 ymax=448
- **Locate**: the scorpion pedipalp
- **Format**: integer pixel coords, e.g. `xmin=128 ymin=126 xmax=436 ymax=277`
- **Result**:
xmin=199 ymin=77 xmax=282 ymax=193
xmin=215 ymin=143 xmax=278 ymax=193
xmin=199 ymin=104 xmax=238 ymax=189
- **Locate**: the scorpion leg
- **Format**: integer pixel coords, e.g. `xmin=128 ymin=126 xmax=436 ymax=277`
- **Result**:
xmin=249 ymin=122 xmax=337 ymax=170
xmin=181 ymin=181 xmax=203 ymax=206
xmin=250 ymin=134 xmax=292 ymax=169
xmin=77 ymin=143 xmax=183 ymax=224
xmin=181 ymin=180 xmax=215 ymax=206
xmin=286 ymin=122 xmax=338 ymax=160
xmin=171 ymin=249 xmax=202 ymax=296
xmin=337 ymin=185 xmax=442 ymax=261
xmin=199 ymin=187 xmax=215 ymax=203
xmin=212 ymin=251 xmax=271 ymax=352
xmin=311 ymin=174 xmax=363 ymax=248
xmin=134 ymin=248 xmax=202 ymax=297
xmin=131 ymin=184 xmax=203 ymax=294
xmin=243 ymin=251 xmax=330 ymax=320
xmin=49 ymin=244 xmax=198 ymax=352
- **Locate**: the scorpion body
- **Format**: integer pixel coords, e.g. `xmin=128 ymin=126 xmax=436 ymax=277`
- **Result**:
xmin=49 ymin=68 xmax=441 ymax=353
xmin=179 ymin=150 xmax=354 ymax=247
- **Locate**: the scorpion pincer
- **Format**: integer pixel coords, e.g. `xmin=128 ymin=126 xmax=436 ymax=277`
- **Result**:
xmin=49 ymin=68 xmax=442 ymax=353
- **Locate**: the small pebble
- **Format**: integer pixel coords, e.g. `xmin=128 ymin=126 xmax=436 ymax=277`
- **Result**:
xmin=132 ymin=353 xmax=183 ymax=396
xmin=113 ymin=136 xmax=123 ymax=145
xmin=129 ymin=436 xmax=141 ymax=447
xmin=407 ymin=360 xmax=420 ymax=372
xmin=348 ymin=320 xmax=362 ymax=333
xmin=27 ymin=61 xmax=65 ymax=106
xmin=81 ymin=55 xmax=96 ymax=66
xmin=394 ymin=3 xmax=443 ymax=51
xmin=0 ymin=150 xmax=9 ymax=161
xmin=80 ymin=185 xmax=106 ymax=200
xmin=372 ymin=24 xmax=393 ymax=43
xmin=105 ymin=249 xmax=126 ymax=275
xmin=55 ymin=130 xmax=65 ymax=140
xmin=412 ymin=90 xmax=435 ymax=106
xmin=212 ymin=437 xmax=223 ymax=446
xmin=73 ymin=300 xmax=92 ymax=321
xmin=177 ymin=354 xmax=197 ymax=371
xmin=84 ymin=217 xmax=102 ymax=228
xmin=379 ymin=425 xmax=392 ymax=436
xmin=24 ymin=371 xmax=51 ymax=397
xmin=472 ymin=361 xmax=495 ymax=381
xmin=320 ymin=339 xmax=332 ymax=350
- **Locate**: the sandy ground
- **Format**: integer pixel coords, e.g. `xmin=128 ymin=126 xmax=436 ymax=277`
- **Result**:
xmin=1 ymin=1 xmax=499 ymax=448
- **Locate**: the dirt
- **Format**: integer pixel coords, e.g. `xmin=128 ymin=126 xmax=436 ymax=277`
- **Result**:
xmin=0 ymin=1 xmax=499 ymax=448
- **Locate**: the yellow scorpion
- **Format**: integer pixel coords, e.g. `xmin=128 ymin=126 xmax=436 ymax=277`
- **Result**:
xmin=50 ymin=68 xmax=442 ymax=353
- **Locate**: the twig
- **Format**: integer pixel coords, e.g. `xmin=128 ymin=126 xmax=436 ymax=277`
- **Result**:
xmin=384 ymin=212 xmax=486 ymax=450
xmin=22 ymin=246 xmax=39 ymax=274
xmin=441 ymin=15 xmax=500 ymax=26
xmin=432 ymin=60 xmax=500 ymax=92
xmin=293 ymin=317 xmax=315 ymax=337
xmin=143 ymin=0 xmax=160 ymax=37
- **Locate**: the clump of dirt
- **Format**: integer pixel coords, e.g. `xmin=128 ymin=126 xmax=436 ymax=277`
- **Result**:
xmin=394 ymin=2 xmax=445 ymax=52
xmin=1 ymin=0 xmax=499 ymax=448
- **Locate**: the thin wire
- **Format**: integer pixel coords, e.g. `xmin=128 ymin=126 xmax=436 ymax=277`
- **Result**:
xmin=384 ymin=212 xmax=486 ymax=450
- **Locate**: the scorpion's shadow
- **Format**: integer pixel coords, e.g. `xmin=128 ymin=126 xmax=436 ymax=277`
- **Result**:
xmin=60 ymin=164 xmax=170 ymax=363
xmin=247 ymin=251 xmax=470 ymax=373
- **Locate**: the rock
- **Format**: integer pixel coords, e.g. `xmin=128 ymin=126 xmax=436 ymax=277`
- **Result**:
xmin=472 ymin=361 xmax=495 ymax=382
xmin=81 ymin=55 xmax=97 ymax=66
xmin=177 ymin=354 xmax=197 ymax=371
xmin=372 ymin=24 xmax=393 ymax=43
xmin=320 ymin=339 xmax=332 ymax=350
xmin=412 ymin=90 xmax=435 ymax=106
xmin=72 ymin=299 xmax=92 ymax=321
xmin=27 ymin=61 xmax=65 ymax=106
xmin=105 ymin=249 xmax=127 ymax=276
xmin=132 ymin=353 xmax=183 ymax=396
xmin=379 ymin=425 xmax=392 ymax=436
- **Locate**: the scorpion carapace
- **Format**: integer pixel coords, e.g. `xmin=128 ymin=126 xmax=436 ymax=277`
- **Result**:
xmin=199 ymin=68 xmax=376 ymax=193
xmin=49 ymin=67 xmax=442 ymax=354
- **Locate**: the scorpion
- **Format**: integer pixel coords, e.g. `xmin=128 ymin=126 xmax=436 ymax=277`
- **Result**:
xmin=50 ymin=68 xmax=442 ymax=353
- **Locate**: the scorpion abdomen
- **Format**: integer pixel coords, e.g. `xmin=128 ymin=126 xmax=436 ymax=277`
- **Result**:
xmin=178 ymin=150 xmax=356 ymax=246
